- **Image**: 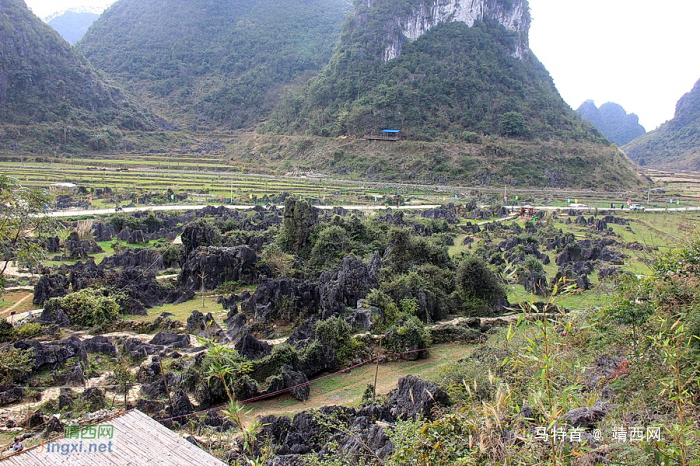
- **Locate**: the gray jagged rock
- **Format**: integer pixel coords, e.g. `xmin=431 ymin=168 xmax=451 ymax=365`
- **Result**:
xmin=385 ymin=375 xmax=449 ymax=421
xmin=149 ymin=331 xmax=190 ymax=348
xmin=0 ymin=384 xmax=24 ymax=406
xmin=234 ymin=331 xmax=272 ymax=360
xmin=186 ymin=310 xmax=228 ymax=341
xmin=179 ymin=246 xmax=257 ymax=291
xmin=565 ymin=401 xmax=612 ymax=429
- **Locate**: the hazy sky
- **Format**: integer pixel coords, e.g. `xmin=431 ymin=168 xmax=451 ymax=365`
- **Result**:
xmin=25 ymin=0 xmax=700 ymax=130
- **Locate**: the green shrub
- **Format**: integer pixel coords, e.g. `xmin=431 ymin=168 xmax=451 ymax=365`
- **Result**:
xmin=315 ymin=316 xmax=362 ymax=363
xmin=45 ymin=288 xmax=120 ymax=327
xmin=15 ymin=322 xmax=42 ymax=339
xmin=384 ymin=315 xmax=431 ymax=355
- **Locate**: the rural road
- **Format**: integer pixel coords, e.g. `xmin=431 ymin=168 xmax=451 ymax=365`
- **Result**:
xmin=43 ymin=203 xmax=700 ymax=218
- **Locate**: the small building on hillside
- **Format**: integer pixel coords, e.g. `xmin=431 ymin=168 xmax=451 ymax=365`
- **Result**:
xmin=367 ymin=129 xmax=403 ymax=141
xmin=1 ymin=409 xmax=226 ymax=466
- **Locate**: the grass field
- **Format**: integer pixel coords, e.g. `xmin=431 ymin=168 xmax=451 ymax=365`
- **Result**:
xmin=240 ymin=342 xmax=475 ymax=426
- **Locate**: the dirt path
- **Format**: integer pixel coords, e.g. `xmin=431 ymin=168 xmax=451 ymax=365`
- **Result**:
xmin=3 ymin=294 xmax=32 ymax=315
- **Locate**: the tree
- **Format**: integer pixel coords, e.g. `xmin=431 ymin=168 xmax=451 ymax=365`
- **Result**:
xmin=0 ymin=175 xmax=58 ymax=291
xmin=113 ymin=360 xmax=135 ymax=408
xmin=499 ymin=111 xmax=526 ymax=137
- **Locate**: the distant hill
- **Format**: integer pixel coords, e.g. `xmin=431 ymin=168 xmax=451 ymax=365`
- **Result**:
xmin=576 ymin=101 xmax=645 ymax=146
xmin=45 ymin=8 xmax=101 ymax=45
xmin=0 ymin=0 xmax=156 ymax=152
xmin=77 ymin=0 xmax=351 ymax=130
xmin=624 ymin=79 xmax=700 ymax=170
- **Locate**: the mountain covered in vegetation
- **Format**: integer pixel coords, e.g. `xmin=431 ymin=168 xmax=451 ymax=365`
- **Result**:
xmin=265 ymin=0 xmax=599 ymax=143
xmin=77 ymin=0 xmax=352 ymax=130
xmin=624 ymin=79 xmax=700 ymax=170
xmin=0 ymin=0 xmax=156 ymax=151
xmin=576 ymin=100 xmax=646 ymax=146
xmin=45 ymin=8 xmax=101 ymax=45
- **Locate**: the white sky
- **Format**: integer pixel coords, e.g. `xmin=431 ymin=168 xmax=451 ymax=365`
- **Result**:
xmin=25 ymin=0 xmax=700 ymax=131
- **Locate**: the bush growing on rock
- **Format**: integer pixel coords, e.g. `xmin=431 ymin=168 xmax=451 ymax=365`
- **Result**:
xmin=0 ymin=345 xmax=35 ymax=384
xmin=455 ymin=255 xmax=507 ymax=316
xmin=44 ymin=288 xmax=120 ymax=327
xmin=315 ymin=316 xmax=363 ymax=363
xmin=309 ymin=225 xmax=352 ymax=269
xmin=384 ymin=315 xmax=431 ymax=358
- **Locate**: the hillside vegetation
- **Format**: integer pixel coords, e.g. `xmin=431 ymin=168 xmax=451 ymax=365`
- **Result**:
xmin=235 ymin=131 xmax=641 ymax=189
xmin=78 ymin=0 xmax=351 ymax=130
xmin=265 ymin=12 xmax=602 ymax=145
xmin=624 ymin=78 xmax=700 ymax=170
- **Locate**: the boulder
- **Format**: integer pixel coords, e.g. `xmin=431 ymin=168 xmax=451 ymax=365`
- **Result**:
xmin=39 ymin=301 xmax=71 ymax=326
xmin=186 ymin=311 xmax=228 ymax=341
xmin=167 ymin=390 xmax=194 ymax=424
xmin=25 ymin=409 xmax=47 ymax=429
xmin=225 ymin=312 xmax=248 ymax=341
xmin=123 ymin=337 xmax=160 ymax=359
xmin=33 ymin=274 xmax=70 ymax=305
xmin=57 ymin=388 xmax=74 ymax=410
xmin=92 ymin=223 xmax=116 ymax=242
xmin=281 ymin=365 xmax=309 ymax=402
xmin=234 ymin=331 xmax=272 ymax=360
xmin=127 ymin=230 xmax=147 ymax=244
xmin=82 ymin=336 xmax=117 ymax=355
xmin=339 ymin=423 xmax=394 ymax=461
xmin=45 ymin=236 xmax=61 ymax=253
xmin=0 ymin=384 xmax=24 ymax=406
xmin=565 ymin=401 xmax=612 ymax=429
xmin=43 ymin=415 xmax=65 ymax=437
xmin=385 ymin=375 xmax=449 ymax=421
xmin=149 ymin=331 xmax=190 ymax=349
xmin=80 ymin=387 xmax=106 ymax=410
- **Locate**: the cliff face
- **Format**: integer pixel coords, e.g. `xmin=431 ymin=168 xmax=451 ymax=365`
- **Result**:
xmin=370 ymin=0 xmax=530 ymax=61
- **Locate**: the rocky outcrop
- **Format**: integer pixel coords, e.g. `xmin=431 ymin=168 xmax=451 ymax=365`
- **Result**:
xmin=179 ymin=246 xmax=257 ymax=291
xmin=100 ymin=248 xmax=164 ymax=270
xmin=14 ymin=336 xmax=87 ymax=371
xmin=241 ymin=277 xmax=320 ymax=323
xmin=186 ymin=310 xmax=228 ymax=341
xmin=318 ymin=255 xmax=378 ymax=316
